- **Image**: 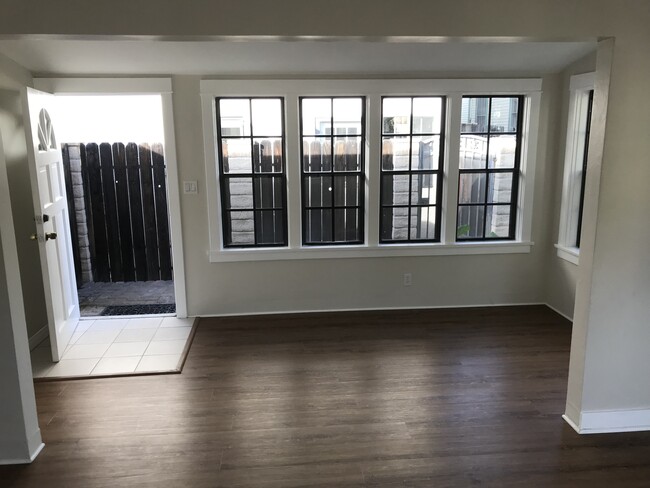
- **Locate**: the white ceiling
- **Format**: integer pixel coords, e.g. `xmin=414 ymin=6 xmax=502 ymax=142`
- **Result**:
xmin=0 ymin=40 xmax=596 ymax=76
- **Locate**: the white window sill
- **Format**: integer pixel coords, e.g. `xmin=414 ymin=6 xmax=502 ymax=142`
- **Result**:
xmin=209 ymin=241 xmax=533 ymax=262
xmin=555 ymin=244 xmax=580 ymax=265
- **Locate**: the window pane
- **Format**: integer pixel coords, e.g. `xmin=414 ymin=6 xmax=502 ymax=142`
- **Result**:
xmin=222 ymin=138 xmax=252 ymax=173
xmin=305 ymin=209 xmax=333 ymax=243
xmin=333 ymin=137 xmax=361 ymax=172
xmin=382 ymin=174 xmax=410 ymax=206
xmin=303 ymin=176 xmax=332 ymax=207
xmin=334 ymin=208 xmax=360 ymax=242
xmin=410 ymin=206 xmax=437 ymax=240
xmin=219 ymin=99 xmax=251 ymax=136
xmin=488 ymin=134 xmax=517 ymax=168
xmin=226 ymin=210 xmax=255 ymax=245
xmin=410 ymin=174 xmax=437 ymax=205
xmin=333 ymin=175 xmax=360 ymax=206
xmin=485 ymin=205 xmax=511 ymax=238
xmin=333 ymin=98 xmax=363 ymax=134
xmin=459 ymin=135 xmax=487 ymax=169
xmin=302 ymin=98 xmax=332 ymax=136
xmin=225 ymin=177 xmax=253 ymax=209
xmin=382 ymin=98 xmax=411 ymax=134
xmin=381 ymin=207 xmax=409 ymax=241
xmin=302 ymin=138 xmax=332 ymax=172
xmin=461 ymin=97 xmax=489 ymax=133
xmin=488 ymin=173 xmax=513 ymax=204
xmin=490 ymin=97 xmax=519 ymax=132
xmin=253 ymin=138 xmax=283 ymax=173
xmin=411 ymin=135 xmax=439 ymax=171
xmin=254 ymin=176 xmax=283 ymax=209
xmin=412 ymin=97 xmax=442 ymax=134
xmin=382 ymin=136 xmax=410 ymax=171
xmin=457 ymin=206 xmax=485 ymax=239
xmin=255 ymin=210 xmax=284 ymax=245
xmin=251 ymin=99 xmax=282 ymax=136
xmin=458 ymin=173 xmax=486 ymax=204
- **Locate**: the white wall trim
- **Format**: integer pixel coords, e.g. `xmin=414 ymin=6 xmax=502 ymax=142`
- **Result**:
xmin=0 ymin=442 xmax=44 ymax=465
xmin=34 ymin=77 xmax=172 ymax=94
xmin=31 ymin=77 xmax=188 ymax=318
xmin=201 ymin=78 xmax=542 ymax=262
xmin=198 ymin=301 xmax=549 ymax=319
xmin=554 ymin=244 xmax=580 ymax=265
xmin=564 ymin=408 xmax=650 ymax=434
xmin=557 ymin=72 xmax=595 ymax=251
xmin=28 ymin=325 xmax=48 ymax=350
xmin=209 ymin=241 xmax=533 ymax=262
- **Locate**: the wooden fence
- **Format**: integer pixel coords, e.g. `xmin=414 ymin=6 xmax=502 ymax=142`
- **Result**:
xmin=62 ymin=142 xmax=172 ymax=283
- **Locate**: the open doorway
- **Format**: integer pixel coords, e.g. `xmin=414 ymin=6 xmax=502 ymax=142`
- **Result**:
xmin=24 ymin=81 xmax=193 ymax=378
xmin=56 ymin=95 xmax=175 ymax=317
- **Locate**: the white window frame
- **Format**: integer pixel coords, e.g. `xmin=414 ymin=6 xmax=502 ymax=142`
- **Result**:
xmin=556 ymin=72 xmax=595 ymax=265
xmin=201 ymin=79 xmax=541 ymax=262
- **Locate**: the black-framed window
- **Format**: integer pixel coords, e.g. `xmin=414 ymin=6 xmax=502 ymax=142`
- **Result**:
xmin=575 ymin=89 xmax=594 ymax=248
xmin=216 ymin=97 xmax=287 ymax=247
xmin=380 ymin=96 xmax=445 ymax=242
xmin=457 ymin=95 xmax=524 ymax=240
xmin=300 ymin=97 xmax=365 ymax=245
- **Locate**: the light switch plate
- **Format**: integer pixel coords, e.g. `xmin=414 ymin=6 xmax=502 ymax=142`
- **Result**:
xmin=183 ymin=181 xmax=198 ymax=194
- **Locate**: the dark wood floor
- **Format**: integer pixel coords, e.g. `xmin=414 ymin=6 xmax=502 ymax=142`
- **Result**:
xmin=4 ymin=306 xmax=650 ymax=487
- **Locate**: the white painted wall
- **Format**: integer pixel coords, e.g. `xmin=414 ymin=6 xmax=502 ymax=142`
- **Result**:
xmin=0 ymin=128 xmax=43 ymax=464
xmin=0 ymin=52 xmax=46 ymax=340
xmin=545 ymin=51 xmax=597 ymax=320
xmin=0 ymin=0 xmax=649 ymax=432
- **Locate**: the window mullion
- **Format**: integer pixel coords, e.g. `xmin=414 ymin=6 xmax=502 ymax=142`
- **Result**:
xmin=366 ymin=94 xmax=381 ymax=247
xmin=285 ymin=94 xmax=302 ymax=249
xmin=444 ymin=93 xmax=462 ymax=244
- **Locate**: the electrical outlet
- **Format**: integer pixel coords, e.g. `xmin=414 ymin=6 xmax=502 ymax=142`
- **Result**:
xmin=403 ymin=273 xmax=412 ymax=286
xmin=183 ymin=181 xmax=198 ymax=194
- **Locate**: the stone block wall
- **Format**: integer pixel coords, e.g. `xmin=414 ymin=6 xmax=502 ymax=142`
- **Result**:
xmin=66 ymin=144 xmax=93 ymax=283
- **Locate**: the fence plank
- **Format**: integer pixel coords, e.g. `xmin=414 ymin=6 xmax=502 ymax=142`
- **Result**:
xmin=61 ymin=144 xmax=82 ymax=286
xmin=126 ymin=142 xmax=147 ymax=281
xmin=139 ymin=143 xmax=160 ymax=280
xmin=113 ymin=142 xmax=135 ymax=282
xmin=85 ymin=143 xmax=110 ymax=282
xmin=100 ymin=142 xmax=123 ymax=282
xmin=152 ymin=143 xmax=172 ymax=281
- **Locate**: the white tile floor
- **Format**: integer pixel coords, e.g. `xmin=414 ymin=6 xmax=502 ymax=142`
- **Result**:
xmin=30 ymin=316 xmax=195 ymax=379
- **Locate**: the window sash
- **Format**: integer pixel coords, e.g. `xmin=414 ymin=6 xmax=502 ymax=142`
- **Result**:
xmin=456 ymin=95 xmax=524 ymax=241
xmin=216 ymin=97 xmax=288 ymax=248
xmin=300 ymin=96 xmax=366 ymax=246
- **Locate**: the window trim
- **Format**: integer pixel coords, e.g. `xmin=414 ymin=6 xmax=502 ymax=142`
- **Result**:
xmin=556 ymin=72 xmax=595 ymax=265
xmin=200 ymin=79 xmax=541 ymax=263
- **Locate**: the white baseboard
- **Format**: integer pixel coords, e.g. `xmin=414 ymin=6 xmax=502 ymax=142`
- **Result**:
xmin=544 ymin=303 xmax=574 ymax=322
xmin=564 ymin=408 xmax=650 ymax=434
xmin=198 ymin=302 xmax=549 ymax=319
xmin=0 ymin=442 xmax=44 ymax=465
xmin=28 ymin=325 xmax=49 ymax=351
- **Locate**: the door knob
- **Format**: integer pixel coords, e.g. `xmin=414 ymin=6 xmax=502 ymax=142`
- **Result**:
xmin=30 ymin=233 xmax=38 ymax=241
xmin=45 ymin=232 xmax=57 ymax=241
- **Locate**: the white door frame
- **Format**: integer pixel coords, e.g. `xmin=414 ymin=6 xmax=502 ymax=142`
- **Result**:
xmin=33 ymin=78 xmax=187 ymax=318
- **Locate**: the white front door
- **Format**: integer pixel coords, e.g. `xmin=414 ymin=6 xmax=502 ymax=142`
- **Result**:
xmin=23 ymin=87 xmax=79 ymax=362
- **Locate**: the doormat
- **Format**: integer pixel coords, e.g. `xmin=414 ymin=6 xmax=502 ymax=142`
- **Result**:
xmin=100 ymin=304 xmax=176 ymax=316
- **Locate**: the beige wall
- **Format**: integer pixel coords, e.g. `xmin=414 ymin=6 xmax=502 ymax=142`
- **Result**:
xmin=1 ymin=0 xmax=650 ymax=423
xmin=545 ymin=51 xmax=598 ymax=320
xmin=0 ymin=53 xmax=45 ymax=339
xmin=174 ymin=74 xmax=557 ymax=316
